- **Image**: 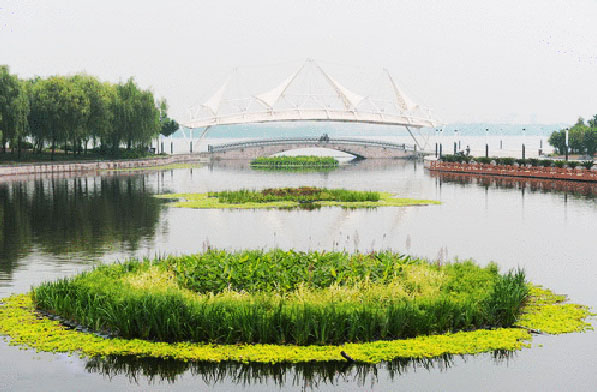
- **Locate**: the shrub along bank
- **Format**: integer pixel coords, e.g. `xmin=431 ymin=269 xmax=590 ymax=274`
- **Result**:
xmin=441 ymin=154 xmax=594 ymax=169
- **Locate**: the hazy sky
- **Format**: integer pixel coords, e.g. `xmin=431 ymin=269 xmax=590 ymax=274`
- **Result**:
xmin=1 ymin=0 xmax=596 ymax=124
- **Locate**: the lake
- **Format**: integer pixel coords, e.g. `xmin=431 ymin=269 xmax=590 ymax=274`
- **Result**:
xmin=0 ymin=152 xmax=595 ymax=391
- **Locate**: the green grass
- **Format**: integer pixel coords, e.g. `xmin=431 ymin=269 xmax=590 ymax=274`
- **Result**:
xmin=33 ymin=250 xmax=529 ymax=345
xmin=156 ymin=187 xmax=440 ymax=209
xmin=251 ymin=155 xmax=339 ymax=168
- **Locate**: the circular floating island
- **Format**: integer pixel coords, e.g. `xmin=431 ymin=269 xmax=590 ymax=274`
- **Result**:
xmin=157 ymin=187 xmax=440 ymax=209
xmin=0 ymin=251 xmax=592 ymax=363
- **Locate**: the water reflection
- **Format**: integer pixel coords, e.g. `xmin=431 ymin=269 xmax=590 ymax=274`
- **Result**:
xmin=430 ymin=171 xmax=597 ymax=198
xmin=84 ymin=351 xmax=517 ymax=388
xmin=0 ymin=175 xmax=163 ymax=278
xmin=84 ymin=354 xmax=471 ymax=388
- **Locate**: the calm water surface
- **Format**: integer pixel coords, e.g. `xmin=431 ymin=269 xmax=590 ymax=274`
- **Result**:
xmin=0 ymin=158 xmax=595 ymax=391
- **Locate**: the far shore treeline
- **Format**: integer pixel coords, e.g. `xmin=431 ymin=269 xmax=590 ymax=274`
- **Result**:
xmin=549 ymin=116 xmax=597 ymax=156
xmin=0 ymin=65 xmax=179 ymax=160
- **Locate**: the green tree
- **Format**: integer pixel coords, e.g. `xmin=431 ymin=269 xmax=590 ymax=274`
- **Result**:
xmin=13 ymin=81 xmax=29 ymax=159
xmin=158 ymin=99 xmax=179 ymax=137
xmin=71 ymin=75 xmax=114 ymax=154
xmin=0 ymin=65 xmax=29 ymax=157
xmin=549 ymin=116 xmax=597 ymax=156
xmin=568 ymin=118 xmax=588 ymax=153
xmin=113 ymin=78 xmax=160 ymax=151
xmin=28 ymin=76 xmax=51 ymax=154
xmin=29 ymin=76 xmax=89 ymax=159
xmin=548 ymin=130 xmax=566 ymax=154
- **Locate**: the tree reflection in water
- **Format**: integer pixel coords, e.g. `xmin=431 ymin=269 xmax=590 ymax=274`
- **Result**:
xmin=0 ymin=174 xmax=163 ymax=277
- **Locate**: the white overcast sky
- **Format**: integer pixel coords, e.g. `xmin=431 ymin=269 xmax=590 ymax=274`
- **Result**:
xmin=1 ymin=0 xmax=596 ymax=124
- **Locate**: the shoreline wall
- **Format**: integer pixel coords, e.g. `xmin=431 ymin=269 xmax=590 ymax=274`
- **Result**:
xmin=0 ymin=154 xmax=204 ymax=178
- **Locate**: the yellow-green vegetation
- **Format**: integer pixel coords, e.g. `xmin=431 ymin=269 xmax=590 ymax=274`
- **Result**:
xmin=514 ymin=285 xmax=594 ymax=334
xmin=0 ymin=294 xmax=531 ymax=363
xmin=104 ymin=163 xmax=202 ymax=172
xmin=0 ymin=282 xmax=591 ymax=363
xmin=156 ymin=187 xmax=439 ymax=209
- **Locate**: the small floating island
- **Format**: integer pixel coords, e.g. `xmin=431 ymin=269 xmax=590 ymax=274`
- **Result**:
xmin=0 ymin=250 xmax=592 ymax=364
xmin=157 ymin=187 xmax=440 ymax=209
xmin=250 ymin=155 xmax=340 ymax=170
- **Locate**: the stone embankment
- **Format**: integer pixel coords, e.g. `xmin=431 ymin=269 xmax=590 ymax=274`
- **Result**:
xmin=426 ymin=160 xmax=597 ymax=182
xmin=0 ymin=154 xmax=203 ymax=178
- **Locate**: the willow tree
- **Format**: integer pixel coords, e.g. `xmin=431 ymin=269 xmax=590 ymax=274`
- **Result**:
xmin=28 ymin=76 xmax=89 ymax=159
xmin=0 ymin=65 xmax=29 ymax=156
xmin=114 ymin=78 xmax=160 ymax=151
xmin=71 ymin=75 xmax=115 ymax=153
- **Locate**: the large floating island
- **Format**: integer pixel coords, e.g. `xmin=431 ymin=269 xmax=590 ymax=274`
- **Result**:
xmin=157 ymin=187 xmax=440 ymax=209
xmin=0 ymin=250 xmax=592 ymax=364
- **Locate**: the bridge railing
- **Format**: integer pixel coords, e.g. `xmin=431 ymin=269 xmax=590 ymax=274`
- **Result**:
xmin=208 ymin=137 xmax=416 ymax=153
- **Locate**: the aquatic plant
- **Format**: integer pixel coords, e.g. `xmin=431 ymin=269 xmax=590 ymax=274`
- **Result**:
xmin=32 ymin=251 xmax=529 ymax=345
xmin=157 ymin=189 xmax=439 ymax=209
xmin=210 ymin=187 xmax=380 ymax=204
xmin=251 ymin=155 xmax=339 ymax=168
xmin=251 ymin=165 xmax=339 ymax=173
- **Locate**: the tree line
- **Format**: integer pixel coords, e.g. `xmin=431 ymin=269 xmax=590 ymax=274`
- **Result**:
xmin=0 ymin=65 xmax=179 ymax=160
xmin=549 ymin=116 xmax=597 ymax=156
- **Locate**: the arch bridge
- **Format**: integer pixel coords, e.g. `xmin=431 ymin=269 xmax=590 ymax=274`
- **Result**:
xmin=207 ymin=137 xmax=417 ymax=160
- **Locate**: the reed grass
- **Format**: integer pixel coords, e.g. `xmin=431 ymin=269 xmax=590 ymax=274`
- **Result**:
xmin=208 ymin=187 xmax=380 ymax=204
xmin=32 ymin=250 xmax=529 ymax=345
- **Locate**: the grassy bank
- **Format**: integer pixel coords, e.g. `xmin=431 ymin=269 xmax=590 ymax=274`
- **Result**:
xmin=250 ymin=156 xmax=339 ymax=168
xmin=157 ymin=187 xmax=439 ymax=209
xmin=33 ymin=250 xmax=528 ymax=345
